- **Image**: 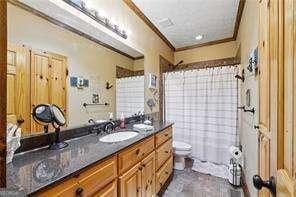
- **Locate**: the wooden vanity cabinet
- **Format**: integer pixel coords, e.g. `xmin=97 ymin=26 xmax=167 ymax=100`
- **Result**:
xmin=35 ymin=126 xmax=173 ymax=197
xmin=119 ymin=151 xmax=155 ymax=197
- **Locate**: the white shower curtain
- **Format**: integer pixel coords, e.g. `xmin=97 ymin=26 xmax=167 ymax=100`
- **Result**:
xmin=165 ymin=66 xmax=238 ymax=166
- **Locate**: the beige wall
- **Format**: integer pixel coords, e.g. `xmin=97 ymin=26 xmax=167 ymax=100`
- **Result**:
xmin=236 ymin=0 xmax=259 ymax=196
xmin=8 ymin=4 xmax=135 ymax=127
xmin=86 ymin=0 xmax=174 ymax=113
xmin=174 ymin=41 xmax=239 ymax=64
xmin=133 ymin=58 xmax=144 ymax=71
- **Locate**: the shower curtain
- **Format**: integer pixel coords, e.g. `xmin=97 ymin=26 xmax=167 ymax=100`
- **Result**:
xmin=165 ymin=66 xmax=238 ymax=166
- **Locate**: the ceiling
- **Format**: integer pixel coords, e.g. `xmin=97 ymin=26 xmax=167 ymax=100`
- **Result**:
xmin=131 ymin=0 xmax=240 ymax=49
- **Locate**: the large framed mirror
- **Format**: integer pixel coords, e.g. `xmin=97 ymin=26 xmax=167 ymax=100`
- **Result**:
xmin=7 ymin=1 xmax=144 ymax=136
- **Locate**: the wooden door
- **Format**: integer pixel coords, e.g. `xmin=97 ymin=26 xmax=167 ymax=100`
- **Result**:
xmin=141 ymin=152 xmax=155 ymax=197
xmin=50 ymin=54 xmax=68 ymax=126
xmin=7 ymin=44 xmax=30 ymax=134
xmin=255 ymin=0 xmax=296 ymax=196
xmin=31 ymin=50 xmax=51 ymax=132
xmin=277 ymin=0 xmax=296 ymax=196
xmin=119 ymin=163 xmax=142 ymax=197
xmin=257 ymin=0 xmax=272 ymax=195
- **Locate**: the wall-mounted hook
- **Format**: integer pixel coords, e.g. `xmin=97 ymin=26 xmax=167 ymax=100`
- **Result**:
xmin=235 ymin=69 xmax=245 ymax=82
xmin=106 ymin=82 xmax=113 ymax=90
xmin=237 ymin=105 xmax=255 ymax=114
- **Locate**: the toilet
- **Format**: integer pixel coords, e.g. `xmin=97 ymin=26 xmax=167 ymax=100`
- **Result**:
xmin=172 ymin=141 xmax=192 ymax=170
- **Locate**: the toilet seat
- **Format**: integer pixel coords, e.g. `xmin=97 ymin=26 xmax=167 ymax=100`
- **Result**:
xmin=173 ymin=141 xmax=192 ymax=151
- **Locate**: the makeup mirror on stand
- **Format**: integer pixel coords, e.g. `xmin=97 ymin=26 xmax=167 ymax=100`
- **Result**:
xmin=32 ymin=104 xmax=68 ymax=150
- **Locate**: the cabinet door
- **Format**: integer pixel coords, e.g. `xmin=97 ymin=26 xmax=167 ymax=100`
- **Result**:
xmin=119 ymin=163 xmax=141 ymax=197
xmin=141 ymin=152 xmax=155 ymax=197
xmin=93 ymin=180 xmax=117 ymax=197
xmin=7 ymin=44 xmax=31 ymax=134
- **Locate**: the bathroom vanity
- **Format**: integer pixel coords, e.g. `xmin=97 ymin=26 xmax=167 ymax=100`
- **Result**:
xmin=7 ymin=122 xmax=173 ymax=196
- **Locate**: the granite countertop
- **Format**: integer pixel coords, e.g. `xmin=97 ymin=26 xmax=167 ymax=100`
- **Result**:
xmin=6 ymin=121 xmax=173 ymax=195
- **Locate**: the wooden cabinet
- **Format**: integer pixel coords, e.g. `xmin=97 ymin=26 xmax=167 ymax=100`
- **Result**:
xmin=119 ymin=152 xmax=156 ymax=197
xmin=36 ymin=156 xmax=117 ymax=197
xmin=36 ymin=177 xmax=79 ymax=197
xmin=141 ymin=152 xmax=155 ymax=197
xmin=77 ymin=156 xmax=117 ymax=196
xmin=93 ymin=180 xmax=117 ymax=197
xmin=37 ymin=126 xmax=173 ymax=197
xmin=7 ymin=44 xmax=68 ymax=134
xmin=118 ymin=136 xmax=154 ymax=175
xmin=156 ymin=139 xmax=172 ymax=170
xmin=156 ymin=156 xmax=173 ymax=193
xmin=155 ymin=127 xmax=172 ymax=147
xmin=119 ymin=163 xmax=142 ymax=197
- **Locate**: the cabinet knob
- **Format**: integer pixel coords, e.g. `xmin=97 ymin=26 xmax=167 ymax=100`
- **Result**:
xmin=76 ymin=187 xmax=84 ymax=196
xmin=138 ymin=166 xmax=143 ymax=170
xmin=135 ymin=149 xmax=140 ymax=155
xmin=164 ymin=133 xmax=168 ymax=137
xmin=253 ymin=175 xmax=276 ymax=196
xmin=165 ymin=151 xmax=169 ymax=154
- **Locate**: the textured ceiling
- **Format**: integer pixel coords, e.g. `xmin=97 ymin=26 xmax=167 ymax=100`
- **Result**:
xmin=132 ymin=0 xmax=239 ymax=48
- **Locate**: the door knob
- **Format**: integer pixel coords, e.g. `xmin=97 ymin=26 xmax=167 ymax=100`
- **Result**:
xmin=253 ymin=175 xmax=276 ymax=196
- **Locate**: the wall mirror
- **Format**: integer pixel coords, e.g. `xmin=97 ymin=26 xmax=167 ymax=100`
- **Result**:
xmin=7 ymin=2 xmax=145 ymax=136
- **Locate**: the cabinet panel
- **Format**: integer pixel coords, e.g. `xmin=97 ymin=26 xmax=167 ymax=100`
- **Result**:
xmin=36 ymin=177 xmax=78 ymax=197
xmin=118 ymin=136 xmax=154 ymax=175
xmin=93 ymin=180 xmax=117 ymax=197
xmin=78 ymin=156 xmax=117 ymax=196
xmin=141 ymin=152 xmax=155 ymax=197
xmin=155 ymin=127 xmax=172 ymax=147
xmin=156 ymin=139 xmax=172 ymax=170
xmin=119 ymin=163 xmax=142 ymax=197
xmin=156 ymin=156 xmax=173 ymax=193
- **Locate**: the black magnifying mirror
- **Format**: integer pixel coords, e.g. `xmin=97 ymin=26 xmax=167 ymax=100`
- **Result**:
xmin=32 ymin=104 xmax=53 ymax=124
xmin=51 ymin=105 xmax=66 ymax=127
xmin=32 ymin=104 xmax=68 ymax=150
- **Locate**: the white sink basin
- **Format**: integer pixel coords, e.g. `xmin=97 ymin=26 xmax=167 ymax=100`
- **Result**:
xmin=99 ymin=131 xmax=139 ymax=143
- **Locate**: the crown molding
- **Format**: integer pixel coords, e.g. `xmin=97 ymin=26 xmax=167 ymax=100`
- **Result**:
xmin=123 ymin=0 xmax=175 ymax=51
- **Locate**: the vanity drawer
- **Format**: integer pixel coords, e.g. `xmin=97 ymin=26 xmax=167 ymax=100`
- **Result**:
xmin=36 ymin=178 xmax=79 ymax=197
xmin=118 ymin=136 xmax=154 ymax=175
xmin=156 ymin=156 xmax=173 ymax=193
xmin=93 ymin=180 xmax=117 ymax=197
xmin=77 ymin=156 xmax=117 ymax=196
xmin=155 ymin=126 xmax=172 ymax=147
xmin=156 ymin=138 xmax=172 ymax=170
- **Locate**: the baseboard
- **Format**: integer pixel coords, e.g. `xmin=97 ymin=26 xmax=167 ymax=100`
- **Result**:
xmin=241 ymin=169 xmax=251 ymax=197
xmin=157 ymin=172 xmax=173 ymax=197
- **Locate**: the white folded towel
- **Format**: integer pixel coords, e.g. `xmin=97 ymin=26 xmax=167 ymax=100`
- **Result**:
xmin=133 ymin=124 xmax=154 ymax=132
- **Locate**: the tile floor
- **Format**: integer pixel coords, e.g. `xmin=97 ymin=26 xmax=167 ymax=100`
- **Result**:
xmin=162 ymin=159 xmax=244 ymax=197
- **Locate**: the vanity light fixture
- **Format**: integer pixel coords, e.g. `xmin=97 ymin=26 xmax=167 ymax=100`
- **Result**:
xmin=63 ymin=0 xmax=128 ymax=39
xmin=195 ymin=34 xmax=203 ymax=40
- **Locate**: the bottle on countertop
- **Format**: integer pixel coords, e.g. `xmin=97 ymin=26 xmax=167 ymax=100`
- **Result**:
xmin=109 ymin=112 xmax=114 ymax=121
xmin=120 ymin=113 xmax=125 ymax=128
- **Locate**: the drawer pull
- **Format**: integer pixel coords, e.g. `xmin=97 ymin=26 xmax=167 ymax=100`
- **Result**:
xmin=135 ymin=149 xmax=140 ymax=155
xmin=76 ymin=187 xmax=84 ymax=196
xmin=165 ymin=151 xmax=169 ymax=153
xmin=142 ymin=164 xmax=146 ymax=167
xmin=164 ymin=133 xmax=168 ymax=137
xmin=165 ymin=171 xmax=169 ymax=175
xmin=138 ymin=166 xmax=143 ymax=171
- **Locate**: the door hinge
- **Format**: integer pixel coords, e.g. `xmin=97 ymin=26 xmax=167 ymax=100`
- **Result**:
xmin=66 ymin=69 xmax=69 ymax=76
